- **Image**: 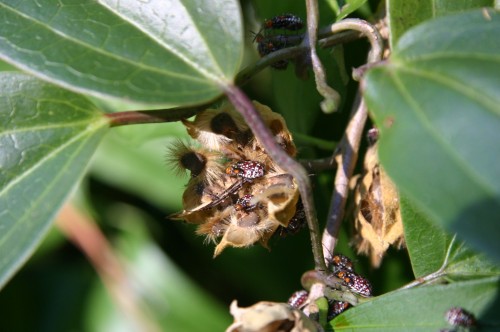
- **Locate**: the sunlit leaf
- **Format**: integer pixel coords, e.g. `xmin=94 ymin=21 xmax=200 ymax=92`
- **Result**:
xmin=0 ymin=72 xmax=108 ymax=288
xmin=331 ymin=277 xmax=500 ymax=331
xmin=364 ymin=9 xmax=500 ymax=263
xmin=0 ymin=0 xmax=243 ymax=108
xmin=387 ymin=0 xmax=493 ymax=46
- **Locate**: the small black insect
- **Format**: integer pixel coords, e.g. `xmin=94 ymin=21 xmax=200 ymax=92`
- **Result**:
xmin=335 ymin=270 xmax=372 ymax=297
xmin=445 ymin=307 xmax=477 ymax=328
xmin=288 ymin=290 xmax=309 ymax=309
xmin=226 ymin=160 xmax=265 ymax=180
xmin=264 ymin=14 xmax=303 ymax=31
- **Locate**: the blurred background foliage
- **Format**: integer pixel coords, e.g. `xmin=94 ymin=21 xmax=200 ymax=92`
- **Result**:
xmin=0 ymin=0 xmax=418 ymax=331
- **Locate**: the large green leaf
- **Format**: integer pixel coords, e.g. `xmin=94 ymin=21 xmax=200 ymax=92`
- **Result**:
xmin=387 ymin=0 xmax=493 ymax=46
xmin=0 ymin=72 xmax=108 ymax=288
xmin=331 ymin=277 xmax=500 ymax=331
xmin=402 ymin=195 xmax=500 ymax=279
xmin=0 ymin=0 xmax=243 ymax=108
xmin=364 ymin=9 xmax=500 ymax=263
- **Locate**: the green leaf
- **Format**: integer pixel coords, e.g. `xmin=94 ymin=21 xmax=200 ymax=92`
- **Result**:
xmin=364 ymin=9 xmax=500 ymax=263
xmin=331 ymin=277 xmax=500 ymax=331
xmin=402 ymin=195 xmax=500 ymax=280
xmin=387 ymin=0 xmax=493 ymax=46
xmin=0 ymin=0 xmax=243 ymax=108
xmin=400 ymin=195 xmax=449 ymax=278
xmin=0 ymin=72 xmax=108 ymax=289
xmin=336 ymin=0 xmax=368 ymax=21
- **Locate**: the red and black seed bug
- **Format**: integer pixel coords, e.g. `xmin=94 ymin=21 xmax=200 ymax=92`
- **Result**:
xmin=328 ymin=254 xmax=355 ymax=273
xmin=335 ymin=270 xmax=372 ymax=297
xmin=445 ymin=307 xmax=477 ymax=328
xmin=235 ymin=194 xmax=258 ymax=212
xmin=327 ymin=300 xmax=350 ymax=320
xmin=226 ymin=160 xmax=265 ymax=180
xmin=264 ymin=14 xmax=303 ymax=31
xmin=288 ymin=290 xmax=309 ymax=309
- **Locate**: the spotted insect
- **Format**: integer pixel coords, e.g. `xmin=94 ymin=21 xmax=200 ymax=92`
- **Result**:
xmin=445 ymin=307 xmax=477 ymax=328
xmin=288 ymin=290 xmax=309 ymax=309
xmin=226 ymin=160 xmax=265 ymax=180
xmin=263 ymin=14 xmax=303 ymax=31
xmin=235 ymin=194 xmax=258 ymax=212
xmin=327 ymin=300 xmax=350 ymax=321
xmin=328 ymin=254 xmax=354 ymax=274
xmin=335 ymin=270 xmax=372 ymax=297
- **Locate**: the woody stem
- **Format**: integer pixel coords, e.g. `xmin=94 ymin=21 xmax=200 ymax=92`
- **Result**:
xmin=225 ymin=85 xmax=327 ymax=272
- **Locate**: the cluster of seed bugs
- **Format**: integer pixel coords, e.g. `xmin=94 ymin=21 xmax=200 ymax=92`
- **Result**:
xmin=287 ymin=253 xmax=372 ymax=322
xmin=168 ymin=101 xmax=304 ymax=256
xmin=254 ymin=13 xmax=304 ymax=69
xmin=328 ymin=253 xmax=372 ymax=297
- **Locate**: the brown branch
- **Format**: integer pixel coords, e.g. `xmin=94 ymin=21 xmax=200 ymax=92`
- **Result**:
xmin=321 ymin=19 xmax=384 ymax=262
xmin=225 ymin=85 xmax=327 ymax=271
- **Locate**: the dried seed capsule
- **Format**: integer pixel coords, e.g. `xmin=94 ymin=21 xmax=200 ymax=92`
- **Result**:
xmin=335 ymin=270 xmax=372 ymax=297
xmin=226 ymin=160 xmax=265 ymax=180
xmin=328 ymin=254 xmax=354 ymax=273
xmin=327 ymin=300 xmax=350 ymax=320
xmin=445 ymin=307 xmax=476 ymax=328
xmin=288 ymin=290 xmax=309 ymax=309
xmin=264 ymin=14 xmax=303 ymax=31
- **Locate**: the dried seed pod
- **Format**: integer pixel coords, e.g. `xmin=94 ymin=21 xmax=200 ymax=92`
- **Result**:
xmin=353 ymin=129 xmax=405 ymax=267
xmin=172 ymin=101 xmax=300 ymax=256
xmin=165 ymin=140 xmax=224 ymax=185
xmin=445 ymin=307 xmax=476 ymax=328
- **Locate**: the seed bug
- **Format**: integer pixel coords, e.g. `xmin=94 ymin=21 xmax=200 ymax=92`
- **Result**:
xmin=335 ymin=270 xmax=372 ymax=297
xmin=288 ymin=290 xmax=309 ymax=309
xmin=263 ymin=14 xmax=303 ymax=31
xmin=186 ymin=161 xmax=265 ymax=213
xmin=235 ymin=194 xmax=258 ymax=212
xmin=327 ymin=300 xmax=350 ymax=320
xmin=445 ymin=307 xmax=476 ymax=328
xmin=226 ymin=160 xmax=265 ymax=180
xmin=328 ymin=254 xmax=354 ymax=274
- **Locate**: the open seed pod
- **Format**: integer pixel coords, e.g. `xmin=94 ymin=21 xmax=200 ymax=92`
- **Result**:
xmin=169 ymin=101 xmax=301 ymax=256
xmin=353 ymin=129 xmax=405 ymax=267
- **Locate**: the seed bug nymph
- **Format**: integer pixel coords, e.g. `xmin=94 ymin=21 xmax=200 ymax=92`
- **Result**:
xmin=226 ymin=160 xmax=265 ymax=181
xmin=264 ymin=14 xmax=303 ymax=31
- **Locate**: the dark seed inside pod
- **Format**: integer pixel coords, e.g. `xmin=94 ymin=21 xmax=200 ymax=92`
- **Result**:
xmin=210 ymin=112 xmax=240 ymax=139
xmin=181 ymin=152 xmax=206 ymax=177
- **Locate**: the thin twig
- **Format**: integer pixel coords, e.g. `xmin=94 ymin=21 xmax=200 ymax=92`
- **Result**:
xmin=305 ymin=0 xmax=341 ymax=113
xmin=105 ymin=105 xmax=206 ymax=127
xmin=235 ymin=45 xmax=308 ymax=86
xmin=225 ymin=85 xmax=327 ymax=271
xmin=321 ymin=19 xmax=383 ymax=263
